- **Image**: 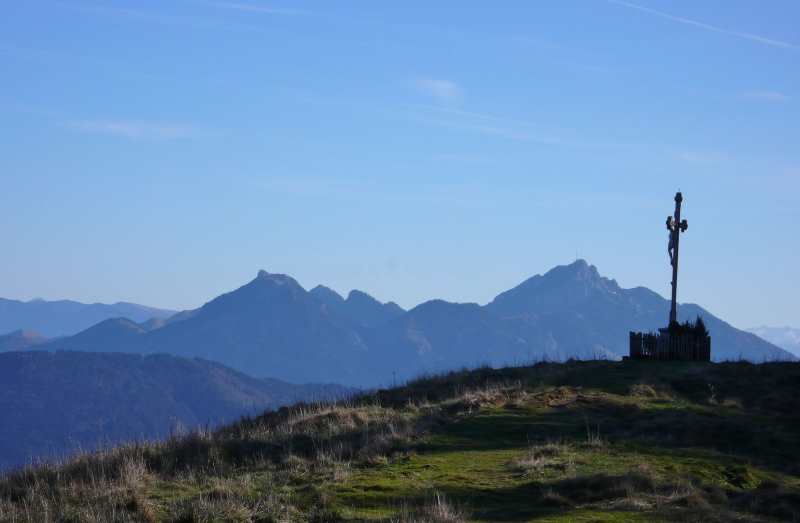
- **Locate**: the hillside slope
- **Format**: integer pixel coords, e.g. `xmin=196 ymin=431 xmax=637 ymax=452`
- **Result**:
xmin=2 ymin=361 xmax=798 ymax=522
xmin=0 ymin=351 xmax=352 ymax=471
xmin=748 ymin=326 xmax=800 ymax=358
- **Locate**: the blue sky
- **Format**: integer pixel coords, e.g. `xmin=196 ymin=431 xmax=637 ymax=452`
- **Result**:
xmin=1 ymin=1 xmax=798 ymax=329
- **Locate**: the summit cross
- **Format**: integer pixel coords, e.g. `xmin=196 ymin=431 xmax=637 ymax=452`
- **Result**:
xmin=666 ymin=192 xmax=688 ymax=325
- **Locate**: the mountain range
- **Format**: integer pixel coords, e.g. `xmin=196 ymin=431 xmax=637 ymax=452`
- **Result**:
xmin=747 ymin=326 xmax=800 ymax=358
xmin=33 ymin=260 xmax=794 ymax=386
xmin=0 ymin=351 xmax=352 ymax=471
xmin=0 ymin=297 xmax=175 ymax=338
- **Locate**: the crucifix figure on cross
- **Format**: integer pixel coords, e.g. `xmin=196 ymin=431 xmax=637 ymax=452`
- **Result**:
xmin=666 ymin=192 xmax=688 ymax=325
xmin=628 ymin=190 xmax=710 ymax=361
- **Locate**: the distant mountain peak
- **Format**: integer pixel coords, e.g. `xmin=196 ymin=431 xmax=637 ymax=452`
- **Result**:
xmin=310 ymin=285 xmax=345 ymax=303
xmin=384 ymin=301 xmax=405 ymax=314
xmin=346 ymin=289 xmax=379 ymax=303
xmin=28 ymin=261 xmax=794 ymax=386
xmin=254 ymin=270 xmax=302 ymax=288
xmin=486 ymin=259 xmax=623 ymax=318
xmin=543 ymin=260 xmax=624 ymax=293
xmin=518 ymin=259 xmax=607 ymax=289
xmin=544 ymin=259 xmax=601 ymax=281
xmin=87 ymin=317 xmax=146 ymax=335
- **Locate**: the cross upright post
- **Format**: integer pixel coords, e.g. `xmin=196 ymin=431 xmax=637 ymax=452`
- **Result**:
xmin=629 ymin=191 xmax=709 ymax=361
xmin=666 ymin=192 xmax=688 ymax=325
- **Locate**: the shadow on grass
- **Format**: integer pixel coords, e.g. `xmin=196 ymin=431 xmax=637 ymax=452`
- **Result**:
xmin=417 ymin=392 xmax=800 ymax=476
xmin=343 ymin=471 xmax=693 ymax=522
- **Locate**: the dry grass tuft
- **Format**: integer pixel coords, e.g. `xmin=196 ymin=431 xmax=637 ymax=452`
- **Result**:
xmin=629 ymin=383 xmax=658 ymax=398
xmin=511 ymin=442 xmax=572 ymax=476
xmin=392 ymin=492 xmax=467 ymax=523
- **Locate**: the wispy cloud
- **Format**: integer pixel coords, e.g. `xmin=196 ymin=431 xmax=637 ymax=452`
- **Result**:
xmin=409 ymin=104 xmax=540 ymax=129
xmin=740 ymin=91 xmax=791 ymax=103
xmin=607 ymin=0 xmax=799 ymax=50
xmin=413 ymin=77 xmax=463 ymax=104
xmin=66 ymin=120 xmax=203 ymax=140
xmin=407 ymin=104 xmax=630 ymax=150
xmin=206 ymin=2 xmax=311 ymax=16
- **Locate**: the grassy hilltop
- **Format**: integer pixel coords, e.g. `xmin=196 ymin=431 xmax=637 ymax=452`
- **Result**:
xmin=1 ymin=361 xmax=799 ymax=522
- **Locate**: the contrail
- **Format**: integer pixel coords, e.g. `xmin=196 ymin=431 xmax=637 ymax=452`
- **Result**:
xmin=607 ymin=0 xmax=798 ymax=50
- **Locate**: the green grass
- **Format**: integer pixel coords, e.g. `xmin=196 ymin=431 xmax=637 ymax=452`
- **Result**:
xmin=328 ymin=392 xmax=799 ymax=521
xmin=2 ymin=360 xmax=799 ymax=522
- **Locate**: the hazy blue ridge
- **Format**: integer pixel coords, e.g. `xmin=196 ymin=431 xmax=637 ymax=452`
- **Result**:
xmin=0 ymin=298 xmax=175 ymax=338
xmin=0 ymin=351 xmax=354 ymax=472
xmin=38 ymin=261 xmax=794 ymax=387
xmin=747 ymin=326 xmax=800 ymax=358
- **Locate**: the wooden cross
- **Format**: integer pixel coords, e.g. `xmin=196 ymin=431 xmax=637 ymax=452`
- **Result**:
xmin=666 ymin=192 xmax=688 ymax=325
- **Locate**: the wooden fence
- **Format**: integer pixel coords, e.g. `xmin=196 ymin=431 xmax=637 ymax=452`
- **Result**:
xmin=629 ymin=331 xmax=710 ymax=361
